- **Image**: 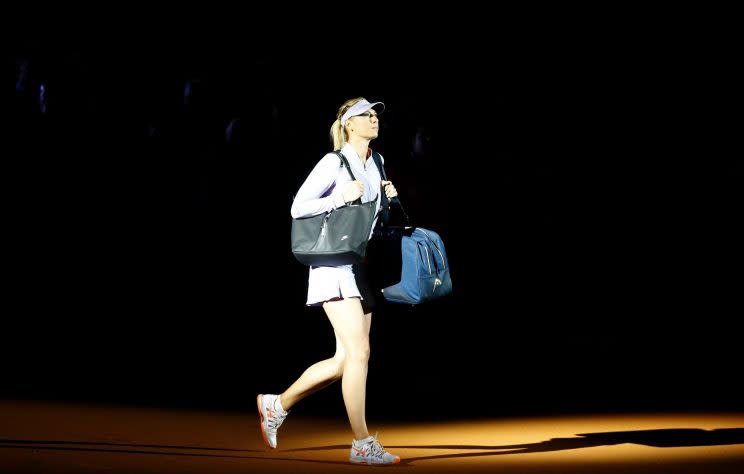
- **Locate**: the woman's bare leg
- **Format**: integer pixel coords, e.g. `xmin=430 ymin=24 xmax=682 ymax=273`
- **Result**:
xmin=323 ymin=297 xmax=372 ymax=440
xmin=279 ymin=331 xmax=346 ymax=411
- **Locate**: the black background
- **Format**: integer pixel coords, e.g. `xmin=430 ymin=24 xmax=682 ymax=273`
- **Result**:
xmin=4 ymin=25 xmax=741 ymax=421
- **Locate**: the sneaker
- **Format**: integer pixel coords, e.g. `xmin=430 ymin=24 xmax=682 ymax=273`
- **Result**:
xmin=349 ymin=433 xmax=400 ymax=465
xmin=256 ymin=394 xmax=288 ymax=449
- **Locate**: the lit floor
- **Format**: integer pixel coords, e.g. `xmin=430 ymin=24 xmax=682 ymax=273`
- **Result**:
xmin=1 ymin=400 xmax=743 ymax=473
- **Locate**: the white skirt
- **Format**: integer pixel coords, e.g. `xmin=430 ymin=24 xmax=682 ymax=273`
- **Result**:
xmin=305 ymin=264 xmax=361 ymax=306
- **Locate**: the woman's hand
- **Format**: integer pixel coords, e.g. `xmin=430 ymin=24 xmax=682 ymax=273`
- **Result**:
xmin=381 ymin=180 xmax=398 ymax=199
xmin=342 ymin=180 xmax=365 ymax=203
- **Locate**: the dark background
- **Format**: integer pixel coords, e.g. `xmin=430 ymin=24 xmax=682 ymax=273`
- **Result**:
xmin=4 ymin=29 xmax=741 ymax=421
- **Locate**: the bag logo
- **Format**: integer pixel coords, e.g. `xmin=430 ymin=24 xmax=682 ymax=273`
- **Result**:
xmin=433 ymin=278 xmax=442 ymax=291
xmin=340 ymin=235 xmax=349 ymax=240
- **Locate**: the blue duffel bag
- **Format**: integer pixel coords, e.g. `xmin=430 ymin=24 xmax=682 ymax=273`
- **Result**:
xmin=381 ymin=227 xmax=452 ymax=304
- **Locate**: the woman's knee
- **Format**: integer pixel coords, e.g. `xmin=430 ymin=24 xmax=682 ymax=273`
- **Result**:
xmin=345 ymin=342 xmax=370 ymax=364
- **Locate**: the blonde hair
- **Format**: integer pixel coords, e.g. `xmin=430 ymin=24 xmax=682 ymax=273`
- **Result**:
xmin=330 ymin=97 xmax=366 ymax=150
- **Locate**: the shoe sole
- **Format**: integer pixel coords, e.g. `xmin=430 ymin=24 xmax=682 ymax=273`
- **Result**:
xmin=256 ymin=394 xmax=275 ymax=449
xmin=349 ymin=458 xmax=401 ymax=465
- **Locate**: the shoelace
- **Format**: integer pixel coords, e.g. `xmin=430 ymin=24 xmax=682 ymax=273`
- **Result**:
xmin=368 ymin=440 xmax=387 ymax=458
xmin=364 ymin=432 xmax=387 ymax=458
xmin=267 ymin=409 xmax=287 ymax=433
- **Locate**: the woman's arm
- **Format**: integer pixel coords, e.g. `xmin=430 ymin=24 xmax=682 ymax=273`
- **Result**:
xmin=290 ymin=154 xmax=347 ymax=218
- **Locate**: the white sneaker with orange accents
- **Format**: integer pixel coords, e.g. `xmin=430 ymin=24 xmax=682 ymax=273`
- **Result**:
xmin=256 ymin=394 xmax=288 ymax=449
xmin=349 ymin=434 xmax=400 ymax=465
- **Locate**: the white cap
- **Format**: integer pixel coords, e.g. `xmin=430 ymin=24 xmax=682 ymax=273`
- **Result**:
xmin=341 ymin=99 xmax=385 ymax=126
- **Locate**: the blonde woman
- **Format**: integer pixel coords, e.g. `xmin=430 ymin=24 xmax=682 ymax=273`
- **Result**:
xmin=257 ymin=97 xmax=400 ymax=465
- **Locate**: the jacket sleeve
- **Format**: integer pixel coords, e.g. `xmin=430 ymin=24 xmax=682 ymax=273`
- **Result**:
xmin=291 ymin=154 xmax=348 ymax=218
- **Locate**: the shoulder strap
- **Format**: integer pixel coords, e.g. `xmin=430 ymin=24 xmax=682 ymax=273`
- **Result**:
xmin=333 ymin=151 xmax=356 ymax=181
xmin=370 ymin=151 xmax=388 ymax=214
xmin=370 ymin=151 xmax=411 ymax=226
xmin=371 ymin=151 xmax=387 ymax=180
xmin=333 ymin=151 xmax=361 ymax=205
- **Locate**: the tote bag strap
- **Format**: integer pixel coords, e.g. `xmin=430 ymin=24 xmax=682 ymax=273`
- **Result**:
xmin=333 ymin=151 xmax=362 ymax=205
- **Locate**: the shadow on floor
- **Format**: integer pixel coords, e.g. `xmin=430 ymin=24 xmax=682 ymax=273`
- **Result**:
xmin=2 ymin=428 xmax=743 ymax=466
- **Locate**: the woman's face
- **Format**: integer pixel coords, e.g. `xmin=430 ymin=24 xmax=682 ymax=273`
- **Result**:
xmin=348 ymin=110 xmax=380 ymax=140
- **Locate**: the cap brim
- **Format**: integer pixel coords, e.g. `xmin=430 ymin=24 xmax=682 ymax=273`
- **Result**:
xmin=369 ymin=102 xmax=385 ymax=114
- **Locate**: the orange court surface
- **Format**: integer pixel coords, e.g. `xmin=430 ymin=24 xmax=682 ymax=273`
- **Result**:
xmin=1 ymin=400 xmax=743 ymax=473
